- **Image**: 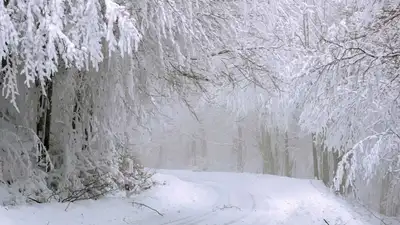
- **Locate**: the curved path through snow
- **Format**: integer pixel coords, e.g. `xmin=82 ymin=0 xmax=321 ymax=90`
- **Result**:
xmin=134 ymin=170 xmax=371 ymax=225
xmin=2 ymin=170 xmax=387 ymax=225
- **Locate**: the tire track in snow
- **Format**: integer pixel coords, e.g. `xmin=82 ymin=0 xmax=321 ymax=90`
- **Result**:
xmin=159 ymin=174 xmax=259 ymax=225
xmin=182 ymin=181 xmax=232 ymax=225
xmin=161 ymin=211 xmax=215 ymax=225
xmin=248 ymin=194 xmax=273 ymax=225
xmin=159 ymin=180 xmax=227 ymax=225
xmin=159 ymin=215 xmax=193 ymax=225
xmin=175 ymin=211 xmax=216 ymax=225
xmin=222 ymin=192 xmax=257 ymax=225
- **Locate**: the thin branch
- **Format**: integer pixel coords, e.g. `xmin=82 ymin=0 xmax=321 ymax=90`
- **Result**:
xmin=189 ymin=46 xmax=282 ymax=61
xmin=131 ymin=201 xmax=164 ymax=216
xmin=169 ymin=62 xmax=210 ymax=82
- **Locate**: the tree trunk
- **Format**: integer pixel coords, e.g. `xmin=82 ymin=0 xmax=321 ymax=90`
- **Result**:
xmin=284 ymin=131 xmax=291 ymax=177
xmin=36 ymin=80 xmax=53 ymax=172
xmin=72 ymin=71 xmax=92 ymax=152
xmin=303 ymin=0 xmax=310 ymax=49
xmin=311 ymin=133 xmax=319 ymax=179
xmin=200 ymin=127 xmax=208 ymax=170
xmin=273 ymin=129 xmax=280 ymax=174
xmin=237 ymin=124 xmax=244 ymax=172
xmin=380 ymin=173 xmax=390 ymax=215
xmin=322 ymin=146 xmax=330 ymax=186
xmin=191 ymin=139 xmax=197 ymax=167
xmin=259 ymin=126 xmax=272 ymax=174
xmin=0 ymin=56 xmax=6 ymax=86
xmin=157 ymin=145 xmax=163 ymax=168
xmin=44 ymin=82 xmax=53 ymax=152
xmin=331 ymin=147 xmax=339 ymax=189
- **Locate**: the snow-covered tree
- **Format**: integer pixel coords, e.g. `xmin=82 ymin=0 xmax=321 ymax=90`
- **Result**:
xmin=191 ymin=0 xmax=400 ymax=216
xmin=271 ymin=0 xmax=400 ymax=215
xmin=0 ymin=0 xmax=283 ymax=204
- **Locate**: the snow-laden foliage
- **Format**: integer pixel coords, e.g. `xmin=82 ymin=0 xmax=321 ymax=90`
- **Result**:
xmin=0 ymin=0 xmax=146 ymax=202
xmin=260 ymin=0 xmax=400 ymax=215
xmin=0 ymin=0 xmax=141 ymax=111
xmin=189 ymin=0 xmax=400 ymax=216
xmin=2 ymin=0 xmax=400 ymax=217
xmin=0 ymin=0 xmax=285 ymax=205
xmin=285 ymin=1 xmax=400 ymax=191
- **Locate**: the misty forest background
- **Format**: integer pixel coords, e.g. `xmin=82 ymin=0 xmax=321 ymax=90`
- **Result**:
xmin=1 ymin=0 xmax=400 ymax=219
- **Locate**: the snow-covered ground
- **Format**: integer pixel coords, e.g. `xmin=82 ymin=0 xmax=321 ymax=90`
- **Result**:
xmin=1 ymin=170 xmax=397 ymax=225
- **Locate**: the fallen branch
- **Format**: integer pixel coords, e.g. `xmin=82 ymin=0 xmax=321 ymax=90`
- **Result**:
xmin=27 ymin=196 xmax=44 ymax=204
xmin=131 ymin=201 xmax=164 ymax=216
xmin=323 ymin=219 xmax=329 ymax=224
xmin=61 ymin=171 xmax=113 ymax=203
xmin=214 ymin=204 xmax=242 ymax=211
xmin=65 ymin=202 xmax=72 ymax=212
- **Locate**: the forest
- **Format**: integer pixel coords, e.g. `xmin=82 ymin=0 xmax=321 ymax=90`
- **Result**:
xmin=1 ymin=0 xmax=400 ymax=220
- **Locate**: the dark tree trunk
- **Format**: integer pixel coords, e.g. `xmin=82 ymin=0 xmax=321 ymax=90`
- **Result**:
xmin=36 ymin=80 xmax=53 ymax=172
xmin=72 ymin=95 xmax=79 ymax=131
xmin=321 ymin=145 xmax=329 ymax=186
xmin=1 ymin=56 xmax=6 ymax=80
xmin=72 ymin=71 xmax=93 ymax=151
xmin=312 ymin=133 xmax=319 ymax=179
xmin=1 ymin=56 xmax=7 ymax=90
xmin=44 ymin=81 xmax=53 ymax=151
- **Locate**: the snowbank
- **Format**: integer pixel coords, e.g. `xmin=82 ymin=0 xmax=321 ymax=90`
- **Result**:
xmin=139 ymin=173 xmax=218 ymax=208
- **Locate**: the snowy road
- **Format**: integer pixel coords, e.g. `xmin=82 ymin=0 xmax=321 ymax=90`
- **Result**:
xmin=153 ymin=178 xmax=259 ymax=225
xmin=137 ymin=170 xmax=367 ymax=225
xmin=2 ymin=170 xmax=388 ymax=225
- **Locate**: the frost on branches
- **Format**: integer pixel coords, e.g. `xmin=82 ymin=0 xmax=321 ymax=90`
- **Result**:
xmin=0 ymin=0 xmax=147 ymax=204
xmin=274 ymin=0 xmax=400 ymax=215
xmin=201 ymin=0 xmax=400 ymax=216
xmin=0 ymin=0 xmax=141 ymax=110
xmin=0 ymin=0 xmax=273 ymax=205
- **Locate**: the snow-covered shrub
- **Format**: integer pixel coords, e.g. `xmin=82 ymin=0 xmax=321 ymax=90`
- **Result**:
xmin=110 ymin=136 xmax=155 ymax=196
xmin=0 ymin=122 xmax=53 ymax=205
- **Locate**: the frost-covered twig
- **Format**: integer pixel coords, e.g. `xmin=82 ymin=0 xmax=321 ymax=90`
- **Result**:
xmin=131 ymin=201 xmax=164 ymax=216
xmin=60 ymin=171 xmax=114 ymax=203
xmin=214 ymin=204 xmax=242 ymax=211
